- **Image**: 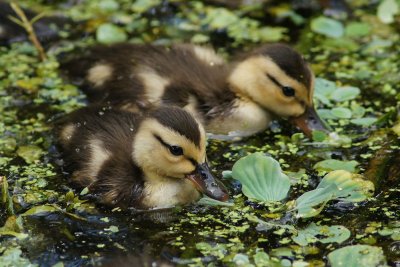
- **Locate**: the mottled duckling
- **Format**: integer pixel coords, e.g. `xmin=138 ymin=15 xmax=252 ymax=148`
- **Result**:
xmin=57 ymin=106 xmax=228 ymax=209
xmin=63 ymin=43 xmax=328 ymax=137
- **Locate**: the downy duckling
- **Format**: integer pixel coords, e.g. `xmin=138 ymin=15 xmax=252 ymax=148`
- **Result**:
xmin=62 ymin=43 xmax=328 ymax=138
xmin=56 ymin=105 xmax=228 ymax=209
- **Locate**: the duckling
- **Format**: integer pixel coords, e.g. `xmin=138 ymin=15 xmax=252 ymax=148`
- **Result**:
xmin=62 ymin=43 xmax=328 ymax=138
xmin=56 ymin=105 xmax=228 ymax=209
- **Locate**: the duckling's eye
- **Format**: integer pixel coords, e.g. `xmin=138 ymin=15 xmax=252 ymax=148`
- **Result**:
xmin=282 ymin=86 xmax=295 ymax=97
xmin=169 ymin=145 xmax=183 ymax=156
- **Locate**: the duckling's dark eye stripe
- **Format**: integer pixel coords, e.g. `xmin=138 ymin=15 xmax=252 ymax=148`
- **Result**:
xmin=267 ymin=74 xmax=283 ymax=88
xmin=154 ymin=134 xmax=171 ymax=149
xmin=267 ymin=74 xmax=296 ymax=97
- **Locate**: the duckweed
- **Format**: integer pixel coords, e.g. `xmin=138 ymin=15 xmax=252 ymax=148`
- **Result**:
xmin=0 ymin=0 xmax=399 ymax=266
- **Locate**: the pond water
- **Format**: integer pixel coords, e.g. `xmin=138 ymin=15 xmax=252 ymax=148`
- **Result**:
xmin=0 ymin=1 xmax=400 ymax=266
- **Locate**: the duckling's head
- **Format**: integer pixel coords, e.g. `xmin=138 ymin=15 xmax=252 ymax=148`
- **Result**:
xmin=133 ymin=106 xmax=228 ymax=202
xmin=228 ymin=43 xmax=329 ymax=136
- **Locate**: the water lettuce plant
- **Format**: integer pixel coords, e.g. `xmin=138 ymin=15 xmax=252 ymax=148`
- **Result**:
xmin=293 ymin=223 xmax=351 ymax=246
xmin=231 ymin=152 xmax=290 ymax=202
xmin=328 ymin=245 xmax=388 ymax=267
xmin=228 ymin=153 xmax=374 ymax=218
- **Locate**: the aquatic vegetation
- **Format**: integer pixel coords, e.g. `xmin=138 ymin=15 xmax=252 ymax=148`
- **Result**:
xmin=0 ymin=0 xmax=400 ymax=266
xmin=328 ymin=245 xmax=388 ymax=267
xmin=231 ymin=153 xmax=291 ymax=202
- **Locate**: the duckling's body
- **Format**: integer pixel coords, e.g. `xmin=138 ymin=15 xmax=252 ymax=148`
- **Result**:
xmin=63 ymin=43 xmax=328 ymax=137
xmin=57 ymin=105 xmax=227 ymax=209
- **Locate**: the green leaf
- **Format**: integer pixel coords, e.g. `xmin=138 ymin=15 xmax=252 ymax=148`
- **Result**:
xmin=294 ymin=183 xmax=337 ymax=218
xmin=131 ymin=0 xmax=161 ymax=13
xmin=204 ymin=8 xmax=239 ymax=29
xmin=350 ymin=117 xmax=377 ymax=126
xmin=98 ymin=0 xmax=120 ymax=12
xmin=253 ymin=251 xmax=270 ymax=266
xmin=317 ymin=109 xmax=336 ymax=120
xmin=345 ymin=22 xmax=370 ymax=37
xmin=311 ymin=16 xmax=344 ymax=38
xmin=377 ymin=0 xmax=399 ymax=24
xmin=331 ymin=86 xmax=361 ymax=102
xmin=312 ymin=130 xmax=328 ymax=142
xmin=314 ymin=78 xmax=336 ymax=96
xmin=316 ymin=170 xmax=375 ymax=202
xmin=16 ymin=145 xmax=44 ymax=164
xmin=232 ymin=254 xmax=250 ymax=265
xmin=313 ymin=159 xmax=359 ymax=172
xmin=231 ymin=153 xmax=291 ymax=201
xmin=22 ymin=205 xmax=59 ymax=216
xmin=197 ymin=196 xmax=234 ymax=207
xmin=258 ymin=26 xmax=287 ymax=42
xmin=328 ymin=245 xmax=388 ymax=267
xmin=293 ymin=223 xmax=351 ymax=246
xmin=96 ymin=23 xmax=128 ymax=44
xmin=0 ymin=247 xmax=38 ymax=267
xmin=331 ymin=107 xmax=352 ymax=119
xmin=0 ymin=137 xmax=17 ymax=153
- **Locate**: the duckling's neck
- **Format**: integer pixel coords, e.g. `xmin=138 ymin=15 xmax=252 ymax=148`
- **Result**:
xmin=141 ymin=170 xmax=200 ymax=209
xmin=206 ymin=93 xmax=272 ymax=137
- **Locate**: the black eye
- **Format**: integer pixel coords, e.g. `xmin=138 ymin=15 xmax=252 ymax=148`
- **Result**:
xmin=282 ymin=86 xmax=295 ymax=97
xmin=169 ymin=145 xmax=183 ymax=156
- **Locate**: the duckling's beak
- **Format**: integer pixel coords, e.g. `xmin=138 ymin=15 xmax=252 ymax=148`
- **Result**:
xmin=290 ymin=106 xmax=331 ymax=137
xmin=185 ymin=163 xmax=229 ymax=201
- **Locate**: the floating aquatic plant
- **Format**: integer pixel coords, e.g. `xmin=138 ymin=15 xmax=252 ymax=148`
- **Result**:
xmin=231 ymin=152 xmax=291 ymax=202
xmin=226 ymin=153 xmax=374 ymax=218
xmin=293 ymin=223 xmax=351 ymax=246
xmin=328 ymin=245 xmax=388 ymax=267
xmin=295 ymin=170 xmax=374 ymax=218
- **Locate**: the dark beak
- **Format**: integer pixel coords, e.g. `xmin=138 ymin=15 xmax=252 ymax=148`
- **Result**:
xmin=185 ymin=162 xmax=229 ymax=201
xmin=290 ymin=106 xmax=331 ymax=137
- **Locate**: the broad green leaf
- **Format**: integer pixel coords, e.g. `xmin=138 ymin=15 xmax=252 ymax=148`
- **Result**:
xmin=317 ymin=109 xmax=336 ymax=119
xmin=22 ymin=205 xmax=59 ymax=216
xmin=0 ymin=137 xmax=17 ymax=153
xmin=350 ymin=117 xmax=377 ymax=126
xmin=204 ymin=8 xmax=238 ymax=29
xmin=232 ymin=254 xmax=250 ymax=265
xmin=294 ymin=183 xmax=337 ymax=218
xmin=314 ymin=78 xmax=336 ymax=96
xmin=331 ymin=86 xmax=360 ymax=102
xmin=197 ymin=196 xmax=234 ymax=207
xmin=328 ymin=245 xmax=388 ymax=267
xmin=96 ymin=23 xmax=128 ymax=44
xmin=253 ymin=251 xmax=270 ymax=266
xmin=131 ymin=0 xmax=161 ymax=13
xmin=258 ymin=26 xmax=287 ymax=42
xmin=331 ymin=107 xmax=352 ymax=119
xmin=16 ymin=145 xmax=43 ymax=164
xmin=345 ymin=22 xmax=370 ymax=37
xmin=313 ymin=159 xmax=359 ymax=172
xmin=293 ymin=223 xmax=351 ymax=246
xmin=0 ymin=215 xmax=27 ymax=240
xmin=351 ymin=104 xmax=366 ymax=118
xmin=0 ymin=247 xmax=38 ymax=267
xmin=98 ymin=0 xmax=119 ymax=12
xmin=317 ymin=170 xmax=374 ymax=202
xmin=311 ymin=17 xmax=344 ymax=38
xmin=312 ymin=130 xmax=328 ymax=142
xmin=231 ymin=153 xmax=291 ymax=201
xmin=377 ymin=0 xmax=399 ymax=24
